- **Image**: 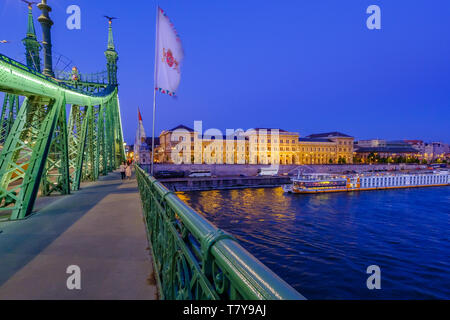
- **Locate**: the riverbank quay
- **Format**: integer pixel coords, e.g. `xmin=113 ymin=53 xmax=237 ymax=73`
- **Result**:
xmin=140 ymin=164 xmax=433 ymax=191
xmin=144 ymin=163 xmax=429 ymax=178
xmin=159 ymin=176 xmax=291 ymax=192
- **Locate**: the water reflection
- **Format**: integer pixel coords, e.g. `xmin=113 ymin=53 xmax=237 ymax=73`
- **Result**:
xmin=179 ymin=187 xmax=450 ymax=299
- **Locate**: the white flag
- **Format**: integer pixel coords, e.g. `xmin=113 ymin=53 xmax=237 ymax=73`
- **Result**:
xmin=155 ymin=7 xmax=184 ymax=96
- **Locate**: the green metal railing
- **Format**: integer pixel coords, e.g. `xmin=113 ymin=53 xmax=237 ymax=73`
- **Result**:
xmin=135 ymin=165 xmax=305 ymax=300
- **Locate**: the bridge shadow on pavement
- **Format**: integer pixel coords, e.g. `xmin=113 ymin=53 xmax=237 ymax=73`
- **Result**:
xmin=0 ymin=171 xmax=158 ymax=300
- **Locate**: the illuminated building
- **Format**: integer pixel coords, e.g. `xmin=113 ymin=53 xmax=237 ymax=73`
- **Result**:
xmin=424 ymin=142 xmax=449 ymax=162
xmin=155 ymin=125 xmax=354 ymax=165
xmin=354 ymin=140 xmax=421 ymax=163
xmin=299 ymin=132 xmax=354 ymax=164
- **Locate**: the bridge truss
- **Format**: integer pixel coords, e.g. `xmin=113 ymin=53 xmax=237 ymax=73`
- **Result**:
xmin=0 ymin=30 xmax=125 ymax=220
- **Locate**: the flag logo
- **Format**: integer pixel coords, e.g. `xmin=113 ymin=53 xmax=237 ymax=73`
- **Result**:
xmin=162 ymin=48 xmax=180 ymax=72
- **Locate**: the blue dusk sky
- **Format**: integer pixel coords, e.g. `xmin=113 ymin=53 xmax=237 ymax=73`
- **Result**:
xmin=1 ymin=0 xmax=449 ymax=144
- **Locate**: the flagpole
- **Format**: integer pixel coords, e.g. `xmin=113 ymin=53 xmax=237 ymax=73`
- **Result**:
xmin=151 ymin=4 xmax=159 ymax=176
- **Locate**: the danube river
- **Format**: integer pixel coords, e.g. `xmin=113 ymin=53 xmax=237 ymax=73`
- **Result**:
xmin=178 ymin=186 xmax=450 ymax=299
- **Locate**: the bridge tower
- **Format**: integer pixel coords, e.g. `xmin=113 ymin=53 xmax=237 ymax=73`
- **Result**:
xmin=0 ymin=3 xmax=41 ymax=144
xmin=103 ymin=20 xmax=125 ymax=168
xmin=23 ymin=4 xmax=41 ymax=72
xmin=105 ymin=20 xmax=119 ymax=85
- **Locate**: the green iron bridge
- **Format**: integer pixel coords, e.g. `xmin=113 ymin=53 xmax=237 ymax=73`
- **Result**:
xmin=0 ymin=2 xmax=304 ymax=300
xmin=0 ymin=3 xmax=125 ymax=220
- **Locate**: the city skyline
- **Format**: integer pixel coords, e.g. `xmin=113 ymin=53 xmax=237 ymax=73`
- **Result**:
xmin=130 ymin=121 xmax=450 ymax=146
xmin=1 ymin=0 xmax=449 ymax=144
xmin=130 ymin=123 xmax=448 ymax=166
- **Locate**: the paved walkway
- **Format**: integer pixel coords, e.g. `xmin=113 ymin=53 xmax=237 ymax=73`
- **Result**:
xmin=0 ymin=172 xmax=158 ymax=300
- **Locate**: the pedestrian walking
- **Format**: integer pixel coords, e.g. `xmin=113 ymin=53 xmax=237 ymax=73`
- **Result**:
xmin=119 ymin=162 xmax=126 ymax=180
xmin=125 ymin=163 xmax=132 ymax=180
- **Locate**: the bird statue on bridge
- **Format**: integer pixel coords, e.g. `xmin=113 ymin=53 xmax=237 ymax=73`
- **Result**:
xmin=104 ymin=16 xmax=118 ymax=25
xmin=21 ymin=0 xmax=38 ymax=9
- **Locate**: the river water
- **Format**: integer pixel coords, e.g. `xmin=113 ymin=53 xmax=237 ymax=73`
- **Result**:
xmin=178 ymin=186 xmax=450 ymax=299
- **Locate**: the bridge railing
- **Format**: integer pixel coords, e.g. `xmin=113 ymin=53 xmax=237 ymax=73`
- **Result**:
xmin=135 ymin=165 xmax=305 ymax=300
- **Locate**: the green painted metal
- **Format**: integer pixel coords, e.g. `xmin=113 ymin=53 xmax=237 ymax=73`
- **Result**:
xmin=23 ymin=6 xmax=41 ymax=72
xmin=0 ymin=53 xmax=122 ymax=218
xmin=104 ymin=100 xmax=115 ymax=173
xmin=116 ymin=96 xmax=126 ymax=161
xmin=135 ymin=165 xmax=305 ymax=300
xmin=0 ymin=95 xmax=64 ymax=219
xmin=82 ymin=104 xmax=96 ymax=182
xmin=55 ymin=70 xmax=108 ymax=87
xmin=110 ymin=96 xmax=125 ymax=166
xmin=64 ymin=82 xmax=108 ymax=94
xmin=41 ymin=97 xmax=70 ymax=196
xmin=97 ymin=103 xmax=107 ymax=176
xmin=71 ymin=105 xmax=90 ymax=191
xmin=68 ymin=105 xmax=83 ymax=189
xmin=93 ymin=105 xmax=100 ymax=180
xmin=0 ymin=94 xmax=20 ymax=144
xmin=0 ymin=7 xmax=125 ymax=219
xmin=0 ymin=98 xmax=31 ymax=211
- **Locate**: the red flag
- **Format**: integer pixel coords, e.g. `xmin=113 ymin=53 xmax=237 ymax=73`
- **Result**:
xmin=134 ymin=108 xmax=147 ymax=160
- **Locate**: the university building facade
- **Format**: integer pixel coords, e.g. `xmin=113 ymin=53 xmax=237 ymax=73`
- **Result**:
xmin=155 ymin=125 xmax=354 ymax=165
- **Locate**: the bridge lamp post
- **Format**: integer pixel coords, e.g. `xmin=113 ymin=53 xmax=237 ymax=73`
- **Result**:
xmin=37 ymin=0 xmax=54 ymax=77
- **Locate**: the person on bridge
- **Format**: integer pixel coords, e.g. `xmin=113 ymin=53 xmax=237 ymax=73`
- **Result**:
xmin=125 ymin=163 xmax=132 ymax=180
xmin=120 ymin=162 xmax=126 ymax=180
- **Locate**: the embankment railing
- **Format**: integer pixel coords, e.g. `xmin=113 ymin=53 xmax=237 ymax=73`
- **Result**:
xmin=135 ymin=165 xmax=305 ymax=300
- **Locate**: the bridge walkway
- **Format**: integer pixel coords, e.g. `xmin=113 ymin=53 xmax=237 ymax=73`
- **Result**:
xmin=0 ymin=171 xmax=158 ymax=300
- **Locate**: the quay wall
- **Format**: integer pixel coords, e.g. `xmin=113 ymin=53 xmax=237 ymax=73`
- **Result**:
xmin=140 ymin=164 xmax=429 ymax=191
xmin=145 ymin=163 xmax=428 ymax=177
xmin=159 ymin=176 xmax=291 ymax=192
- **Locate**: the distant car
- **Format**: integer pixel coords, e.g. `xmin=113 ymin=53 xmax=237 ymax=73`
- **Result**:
xmin=154 ymin=170 xmax=185 ymax=179
xmin=188 ymin=170 xmax=212 ymax=178
xmin=257 ymin=168 xmax=279 ymax=176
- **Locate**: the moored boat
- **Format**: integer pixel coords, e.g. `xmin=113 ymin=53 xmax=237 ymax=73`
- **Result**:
xmin=284 ymin=170 xmax=450 ymax=194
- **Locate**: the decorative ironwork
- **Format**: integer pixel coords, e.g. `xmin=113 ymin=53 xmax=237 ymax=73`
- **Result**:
xmin=135 ymin=165 xmax=305 ymax=300
xmin=54 ymin=70 xmax=108 ymax=85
